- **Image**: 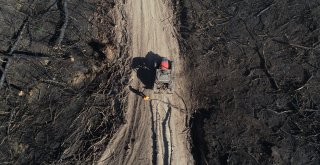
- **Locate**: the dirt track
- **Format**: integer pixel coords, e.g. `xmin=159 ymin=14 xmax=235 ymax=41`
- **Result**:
xmin=98 ymin=0 xmax=193 ymax=164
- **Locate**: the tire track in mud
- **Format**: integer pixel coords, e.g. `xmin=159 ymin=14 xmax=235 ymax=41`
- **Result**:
xmin=152 ymin=96 xmax=173 ymax=165
xmin=161 ymin=101 xmax=172 ymax=165
xmin=149 ymin=100 xmax=157 ymax=165
xmin=123 ymin=96 xmax=142 ymax=163
xmin=153 ymin=97 xmax=169 ymax=165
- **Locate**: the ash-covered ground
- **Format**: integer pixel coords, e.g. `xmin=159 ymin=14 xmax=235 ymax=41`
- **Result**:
xmin=1 ymin=0 xmax=320 ymax=164
xmin=0 ymin=0 xmax=129 ymax=164
xmin=177 ymin=0 xmax=320 ymax=164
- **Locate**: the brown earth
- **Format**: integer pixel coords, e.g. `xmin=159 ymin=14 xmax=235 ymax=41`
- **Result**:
xmin=98 ymin=0 xmax=194 ymax=164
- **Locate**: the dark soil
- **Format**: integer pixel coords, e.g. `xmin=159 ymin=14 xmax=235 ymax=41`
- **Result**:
xmin=176 ymin=0 xmax=320 ymax=164
xmin=0 ymin=0 xmax=129 ymax=164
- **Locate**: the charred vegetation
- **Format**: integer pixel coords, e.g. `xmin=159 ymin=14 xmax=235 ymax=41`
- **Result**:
xmin=176 ymin=0 xmax=320 ymax=164
xmin=0 ymin=0 xmax=129 ymax=164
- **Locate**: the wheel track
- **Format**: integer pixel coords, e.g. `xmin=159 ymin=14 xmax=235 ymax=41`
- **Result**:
xmin=98 ymin=0 xmax=194 ymax=164
xmin=161 ymin=101 xmax=172 ymax=165
xmin=149 ymin=100 xmax=158 ymax=165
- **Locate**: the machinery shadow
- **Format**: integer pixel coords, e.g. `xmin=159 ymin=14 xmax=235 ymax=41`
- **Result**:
xmin=132 ymin=51 xmax=163 ymax=89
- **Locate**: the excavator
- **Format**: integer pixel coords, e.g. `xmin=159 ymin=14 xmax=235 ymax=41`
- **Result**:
xmin=153 ymin=57 xmax=174 ymax=94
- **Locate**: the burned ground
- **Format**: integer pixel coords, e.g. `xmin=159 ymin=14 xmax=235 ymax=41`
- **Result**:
xmin=0 ymin=0 xmax=129 ymax=164
xmin=1 ymin=0 xmax=320 ymax=164
xmin=176 ymin=0 xmax=320 ymax=164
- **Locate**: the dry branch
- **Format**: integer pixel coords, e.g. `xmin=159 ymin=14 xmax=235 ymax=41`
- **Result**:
xmin=57 ymin=0 xmax=69 ymax=46
xmin=0 ymin=17 xmax=29 ymax=89
xmin=49 ymin=0 xmax=69 ymax=47
xmin=256 ymin=46 xmax=279 ymax=90
xmin=272 ymin=39 xmax=313 ymax=50
xmin=0 ymin=53 xmax=52 ymax=60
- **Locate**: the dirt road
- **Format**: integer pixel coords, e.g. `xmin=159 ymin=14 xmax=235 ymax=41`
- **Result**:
xmin=98 ymin=0 xmax=193 ymax=164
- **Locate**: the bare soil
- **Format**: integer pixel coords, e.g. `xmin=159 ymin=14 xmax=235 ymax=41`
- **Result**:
xmin=98 ymin=0 xmax=193 ymax=164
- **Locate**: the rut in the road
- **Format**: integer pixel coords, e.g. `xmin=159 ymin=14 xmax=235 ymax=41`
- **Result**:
xmin=98 ymin=0 xmax=194 ymax=164
xmin=149 ymin=100 xmax=158 ymax=165
xmin=162 ymin=101 xmax=172 ymax=165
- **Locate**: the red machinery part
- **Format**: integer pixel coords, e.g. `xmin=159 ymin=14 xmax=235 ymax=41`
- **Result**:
xmin=160 ymin=60 xmax=169 ymax=70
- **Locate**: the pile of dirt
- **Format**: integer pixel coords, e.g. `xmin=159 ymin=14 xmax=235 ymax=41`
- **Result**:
xmin=176 ymin=0 xmax=320 ymax=164
xmin=0 ymin=0 xmax=129 ymax=164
